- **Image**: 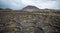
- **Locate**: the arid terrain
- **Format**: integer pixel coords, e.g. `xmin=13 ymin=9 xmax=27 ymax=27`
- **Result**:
xmin=0 ymin=10 xmax=60 ymax=33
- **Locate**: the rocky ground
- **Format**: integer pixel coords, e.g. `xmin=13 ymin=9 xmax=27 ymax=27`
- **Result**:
xmin=0 ymin=11 xmax=60 ymax=33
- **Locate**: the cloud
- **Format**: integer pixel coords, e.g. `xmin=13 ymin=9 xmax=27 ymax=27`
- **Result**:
xmin=0 ymin=0 xmax=25 ymax=9
xmin=0 ymin=0 xmax=60 ymax=10
xmin=22 ymin=0 xmax=60 ymax=10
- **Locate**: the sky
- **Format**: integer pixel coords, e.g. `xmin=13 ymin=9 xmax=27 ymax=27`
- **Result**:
xmin=0 ymin=0 xmax=60 ymax=10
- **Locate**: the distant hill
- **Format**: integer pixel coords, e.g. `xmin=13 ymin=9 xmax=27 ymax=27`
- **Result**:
xmin=21 ymin=5 xmax=60 ymax=12
xmin=0 ymin=5 xmax=60 ymax=12
xmin=21 ymin=5 xmax=40 ymax=12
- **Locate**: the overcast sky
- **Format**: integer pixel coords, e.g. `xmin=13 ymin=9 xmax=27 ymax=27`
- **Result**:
xmin=0 ymin=0 xmax=60 ymax=10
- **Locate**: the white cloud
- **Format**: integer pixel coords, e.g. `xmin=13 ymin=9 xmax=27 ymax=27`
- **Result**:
xmin=0 ymin=0 xmax=60 ymax=10
xmin=17 ymin=0 xmax=60 ymax=10
xmin=21 ymin=0 xmax=60 ymax=9
xmin=0 ymin=0 xmax=25 ymax=9
xmin=22 ymin=0 xmax=34 ymax=5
